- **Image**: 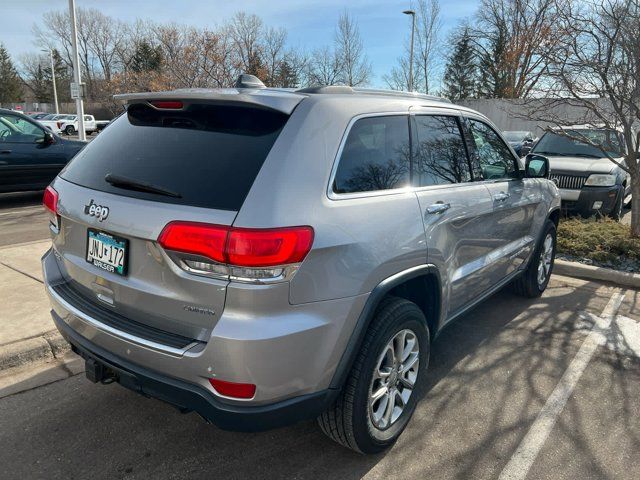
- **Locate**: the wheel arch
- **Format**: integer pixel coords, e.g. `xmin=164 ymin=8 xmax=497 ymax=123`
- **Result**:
xmin=328 ymin=264 xmax=442 ymax=390
xmin=548 ymin=207 xmax=560 ymax=227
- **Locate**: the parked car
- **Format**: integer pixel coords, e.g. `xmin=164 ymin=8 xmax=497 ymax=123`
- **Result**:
xmin=0 ymin=108 xmax=85 ymax=193
xmin=503 ymin=130 xmax=537 ymax=157
xmin=37 ymin=114 xmax=75 ymax=134
xmin=42 ymin=77 xmax=560 ymax=454
xmin=59 ymin=114 xmax=98 ymax=135
xmin=30 ymin=112 xmax=51 ymax=120
xmin=531 ymin=125 xmax=631 ymax=220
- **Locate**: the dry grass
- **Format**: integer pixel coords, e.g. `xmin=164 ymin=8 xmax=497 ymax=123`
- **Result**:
xmin=557 ymin=216 xmax=640 ymax=269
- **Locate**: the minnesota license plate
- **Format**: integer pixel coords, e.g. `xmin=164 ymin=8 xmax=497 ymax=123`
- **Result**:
xmin=86 ymin=229 xmax=128 ymax=276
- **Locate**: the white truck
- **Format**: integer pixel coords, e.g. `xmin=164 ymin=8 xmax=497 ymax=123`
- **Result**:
xmin=37 ymin=114 xmax=75 ymax=134
xmin=59 ymin=115 xmax=98 ymax=135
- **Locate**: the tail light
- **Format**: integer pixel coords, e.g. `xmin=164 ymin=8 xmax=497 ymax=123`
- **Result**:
xmin=43 ymin=186 xmax=60 ymax=230
xmin=158 ymin=222 xmax=314 ymax=282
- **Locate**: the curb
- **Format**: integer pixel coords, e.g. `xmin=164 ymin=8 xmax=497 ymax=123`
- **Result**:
xmin=0 ymin=331 xmax=70 ymax=371
xmin=554 ymin=259 xmax=640 ymax=289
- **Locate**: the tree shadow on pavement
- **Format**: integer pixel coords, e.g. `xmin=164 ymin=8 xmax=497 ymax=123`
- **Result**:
xmin=0 ymin=277 xmax=636 ymax=480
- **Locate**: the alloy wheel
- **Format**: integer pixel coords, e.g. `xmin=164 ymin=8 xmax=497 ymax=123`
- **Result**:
xmin=368 ymin=329 xmax=420 ymax=430
xmin=537 ymin=233 xmax=554 ymax=286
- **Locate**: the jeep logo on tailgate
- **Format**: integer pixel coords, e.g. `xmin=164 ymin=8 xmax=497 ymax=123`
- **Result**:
xmin=84 ymin=200 xmax=109 ymax=222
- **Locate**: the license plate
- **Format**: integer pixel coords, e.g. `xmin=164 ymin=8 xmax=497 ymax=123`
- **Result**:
xmin=86 ymin=229 xmax=128 ymax=276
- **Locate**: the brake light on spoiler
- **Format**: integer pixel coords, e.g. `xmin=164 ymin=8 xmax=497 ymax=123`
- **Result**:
xmin=158 ymin=222 xmax=314 ymax=282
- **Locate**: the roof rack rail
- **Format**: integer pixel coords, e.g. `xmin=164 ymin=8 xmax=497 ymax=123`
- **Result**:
xmin=352 ymin=88 xmax=451 ymax=103
xmin=296 ymin=85 xmax=355 ymax=94
xmin=294 ymin=85 xmax=451 ymax=103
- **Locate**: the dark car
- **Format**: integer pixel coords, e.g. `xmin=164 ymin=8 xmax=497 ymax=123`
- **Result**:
xmin=0 ymin=108 xmax=85 ymax=193
xmin=30 ymin=112 xmax=51 ymax=120
xmin=503 ymin=130 xmax=537 ymax=157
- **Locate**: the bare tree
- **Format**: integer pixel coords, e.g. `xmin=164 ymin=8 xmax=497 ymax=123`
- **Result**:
xmin=334 ymin=11 xmax=371 ymax=86
xmin=384 ymin=0 xmax=441 ymax=93
xmin=383 ymin=54 xmax=413 ymax=91
xmin=524 ymin=0 xmax=640 ymax=235
xmin=227 ymin=12 xmax=266 ymax=78
xmin=471 ymin=0 xmax=568 ymax=98
xmin=307 ymin=46 xmax=343 ymax=85
xmin=263 ymin=27 xmax=287 ymax=86
xmin=415 ymin=0 xmax=442 ymax=94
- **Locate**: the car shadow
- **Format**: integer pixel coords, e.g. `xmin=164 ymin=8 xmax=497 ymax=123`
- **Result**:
xmin=0 ymin=277 xmax=635 ymax=480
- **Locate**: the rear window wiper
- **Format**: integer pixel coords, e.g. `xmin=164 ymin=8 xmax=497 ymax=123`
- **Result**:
xmin=104 ymin=173 xmax=182 ymax=198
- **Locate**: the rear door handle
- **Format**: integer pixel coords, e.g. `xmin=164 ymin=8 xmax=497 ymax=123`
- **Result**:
xmin=494 ymin=192 xmax=511 ymax=202
xmin=426 ymin=202 xmax=451 ymax=214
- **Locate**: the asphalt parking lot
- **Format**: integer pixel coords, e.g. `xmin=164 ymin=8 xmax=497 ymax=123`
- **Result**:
xmin=1 ymin=271 xmax=638 ymax=479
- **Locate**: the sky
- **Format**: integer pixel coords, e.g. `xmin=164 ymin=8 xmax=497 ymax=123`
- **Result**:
xmin=1 ymin=0 xmax=479 ymax=88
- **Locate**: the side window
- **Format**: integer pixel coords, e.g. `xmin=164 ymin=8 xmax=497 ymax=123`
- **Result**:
xmin=0 ymin=114 xmax=44 ymax=143
xmin=414 ymin=115 xmax=471 ymax=186
xmin=333 ymin=116 xmax=410 ymax=194
xmin=468 ymin=119 xmax=517 ymax=180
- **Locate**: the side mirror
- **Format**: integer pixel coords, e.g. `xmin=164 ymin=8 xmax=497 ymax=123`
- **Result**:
xmin=525 ymin=154 xmax=550 ymax=178
xmin=43 ymin=131 xmax=55 ymax=144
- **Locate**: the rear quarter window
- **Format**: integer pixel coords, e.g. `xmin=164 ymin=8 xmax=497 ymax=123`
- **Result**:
xmin=332 ymin=115 xmax=411 ymax=194
xmin=60 ymin=103 xmax=289 ymax=211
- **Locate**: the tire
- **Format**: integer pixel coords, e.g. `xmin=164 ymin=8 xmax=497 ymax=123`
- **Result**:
xmin=609 ymin=188 xmax=624 ymax=221
xmin=318 ymin=297 xmax=430 ymax=454
xmin=65 ymin=125 xmax=75 ymax=135
xmin=512 ymin=220 xmax=557 ymax=298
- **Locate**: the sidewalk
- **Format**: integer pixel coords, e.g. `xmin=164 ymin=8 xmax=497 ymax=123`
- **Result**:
xmin=0 ymin=240 xmax=68 ymax=371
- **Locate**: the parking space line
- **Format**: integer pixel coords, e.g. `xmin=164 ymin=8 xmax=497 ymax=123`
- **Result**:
xmin=498 ymin=290 xmax=626 ymax=480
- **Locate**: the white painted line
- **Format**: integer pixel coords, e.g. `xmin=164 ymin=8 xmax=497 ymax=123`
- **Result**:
xmin=498 ymin=290 xmax=626 ymax=480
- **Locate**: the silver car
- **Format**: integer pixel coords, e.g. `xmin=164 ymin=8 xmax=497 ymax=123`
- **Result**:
xmin=42 ymin=76 xmax=560 ymax=454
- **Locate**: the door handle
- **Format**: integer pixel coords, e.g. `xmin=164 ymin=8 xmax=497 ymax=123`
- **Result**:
xmin=426 ymin=202 xmax=451 ymax=214
xmin=494 ymin=192 xmax=511 ymax=202
xmin=0 ymin=150 xmax=11 ymax=154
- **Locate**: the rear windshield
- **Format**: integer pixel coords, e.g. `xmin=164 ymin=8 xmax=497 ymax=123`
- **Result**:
xmin=61 ymin=103 xmax=289 ymax=211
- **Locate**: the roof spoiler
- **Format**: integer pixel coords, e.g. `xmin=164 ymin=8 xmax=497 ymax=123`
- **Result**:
xmin=113 ymin=88 xmax=304 ymax=115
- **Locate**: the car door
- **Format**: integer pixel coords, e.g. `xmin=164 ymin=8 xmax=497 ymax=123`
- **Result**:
xmin=410 ymin=109 xmax=497 ymax=319
xmin=0 ymin=112 xmax=68 ymax=191
xmin=464 ymin=115 xmax=544 ymax=281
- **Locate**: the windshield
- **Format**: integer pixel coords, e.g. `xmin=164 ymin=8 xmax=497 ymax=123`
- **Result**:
xmin=503 ymin=131 xmax=530 ymax=142
xmin=533 ymin=129 xmax=623 ymax=158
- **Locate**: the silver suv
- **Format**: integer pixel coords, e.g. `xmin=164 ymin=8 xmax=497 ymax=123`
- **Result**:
xmin=42 ymin=77 xmax=560 ymax=454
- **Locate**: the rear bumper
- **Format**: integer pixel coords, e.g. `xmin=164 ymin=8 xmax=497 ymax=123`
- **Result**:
xmin=53 ymin=310 xmax=337 ymax=431
xmin=559 ymin=185 xmax=622 ymax=215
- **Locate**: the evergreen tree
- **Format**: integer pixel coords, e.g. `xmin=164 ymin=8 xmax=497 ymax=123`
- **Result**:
xmin=443 ymin=29 xmax=478 ymax=101
xmin=0 ymin=44 xmax=23 ymax=103
xmin=477 ymin=20 xmax=511 ymax=98
xmin=130 ymin=41 xmax=163 ymax=73
xmin=275 ymin=59 xmax=298 ymax=88
xmin=50 ymin=49 xmax=71 ymax=103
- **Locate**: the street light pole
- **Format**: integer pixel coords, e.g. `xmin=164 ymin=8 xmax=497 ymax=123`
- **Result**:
xmin=68 ymin=0 xmax=86 ymax=140
xmin=43 ymin=49 xmax=59 ymax=114
xmin=403 ymin=9 xmax=416 ymax=92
